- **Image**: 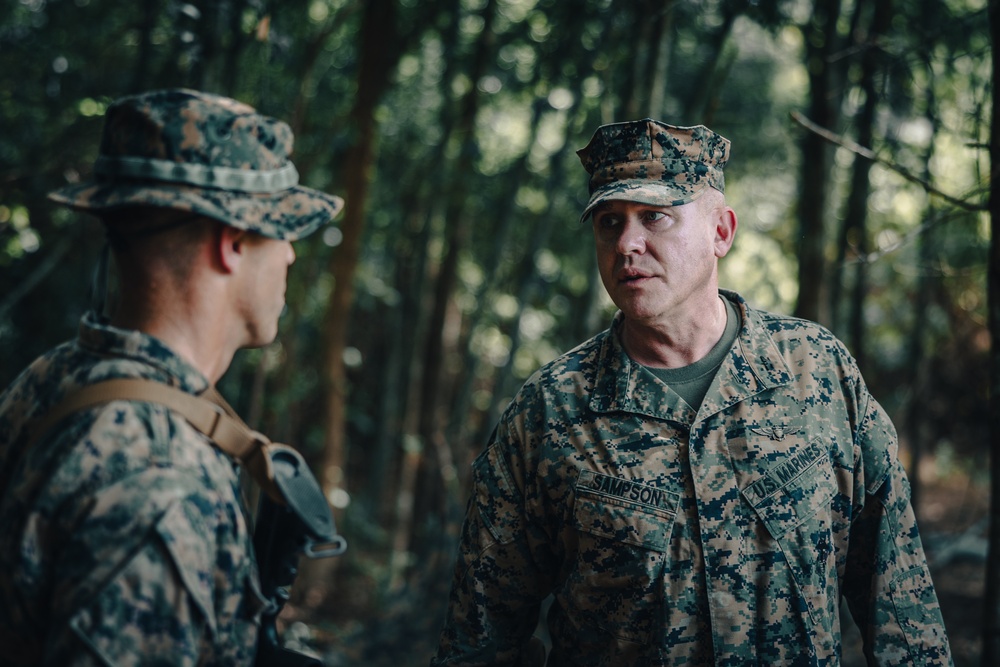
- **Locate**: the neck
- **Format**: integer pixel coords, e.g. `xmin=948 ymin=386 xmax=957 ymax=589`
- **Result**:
xmin=621 ymin=292 xmax=727 ymax=369
xmin=111 ymin=276 xmax=240 ymax=385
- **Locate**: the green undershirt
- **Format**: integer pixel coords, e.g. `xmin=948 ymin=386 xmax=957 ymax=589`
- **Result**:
xmin=644 ymin=296 xmax=740 ymax=412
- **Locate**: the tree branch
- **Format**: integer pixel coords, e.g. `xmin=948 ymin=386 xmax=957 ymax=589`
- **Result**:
xmin=790 ymin=110 xmax=986 ymax=212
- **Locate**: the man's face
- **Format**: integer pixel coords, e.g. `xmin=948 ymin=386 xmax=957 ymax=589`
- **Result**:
xmin=237 ymin=235 xmax=297 ymax=347
xmin=592 ymin=193 xmax=734 ymax=326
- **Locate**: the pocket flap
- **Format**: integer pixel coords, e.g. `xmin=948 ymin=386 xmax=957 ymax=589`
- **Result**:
xmin=155 ymin=499 xmax=217 ymax=636
xmin=741 ymin=442 xmax=835 ymax=538
xmin=574 ymin=471 xmax=678 ymax=551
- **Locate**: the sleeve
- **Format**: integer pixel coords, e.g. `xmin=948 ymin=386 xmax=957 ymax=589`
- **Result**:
xmin=42 ymin=458 xmax=263 ymax=667
xmin=431 ymin=429 xmax=551 ymax=667
xmin=842 ymin=388 xmax=954 ymax=666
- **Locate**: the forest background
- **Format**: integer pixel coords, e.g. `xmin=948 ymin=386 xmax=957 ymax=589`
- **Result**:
xmin=0 ymin=0 xmax=996 ymax=664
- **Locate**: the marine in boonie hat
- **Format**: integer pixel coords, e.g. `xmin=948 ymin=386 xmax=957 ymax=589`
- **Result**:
xmin=48 ymin=88 xmax=343 ymax=240
xmin=576 ymin=118 xmax=730 ymax=222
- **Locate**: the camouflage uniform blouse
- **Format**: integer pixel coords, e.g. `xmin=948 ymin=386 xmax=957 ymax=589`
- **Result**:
xmin=0 ymin=312 xmax=265 ymax=666
xmin=433 ymin=291 xmax=952 ymax=667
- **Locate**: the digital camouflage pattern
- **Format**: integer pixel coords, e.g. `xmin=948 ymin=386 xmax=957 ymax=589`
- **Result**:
xmin=432 ymin=291 xmax=952 ymax=667
xmin=576 ymin=118 xmax=730 ymax=221
xmin=48 ymin=88 xmax=343 ymax=241
xmin=0 ymin=312 xmax=265 ymax=665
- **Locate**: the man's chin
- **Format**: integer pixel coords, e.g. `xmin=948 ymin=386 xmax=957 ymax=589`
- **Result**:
xmin=243 ymin=324 xmax=280 ymax=350
xmin=614 ymin=298 xmax=663 ymax=323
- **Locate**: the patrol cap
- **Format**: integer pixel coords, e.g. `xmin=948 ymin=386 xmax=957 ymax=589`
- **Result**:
xmin=576 ymin=118 xmax=730 ymax=221
xmin=48 ymin=88 xmax=343 ymax=241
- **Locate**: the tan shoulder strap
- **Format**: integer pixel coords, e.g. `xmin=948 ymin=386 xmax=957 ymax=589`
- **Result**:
xmin=29 ymin=378 xmax=284 ymax=503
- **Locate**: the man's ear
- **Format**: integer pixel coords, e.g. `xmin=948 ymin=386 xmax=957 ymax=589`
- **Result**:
xmin=714 ymin=206 xmax=738 ymax=259
xmin=216 ymin=224 xmax=250 ymax=273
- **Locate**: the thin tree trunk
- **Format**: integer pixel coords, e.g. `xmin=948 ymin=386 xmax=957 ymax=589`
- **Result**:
xmin=905 ymin=210 xmax=935 ymax=516
xmin=306 ymin=0 xmax=400 ymax=602
xmin=646 ymin=1 xmax=673 ymax=119
xmin=288 ymin=19 xmax=345 ymax=141
xmin=363 ymin=186 xmax=426 ymax=519
xmin=845 ymin=0 xmax=889 ymax=373
xmin=794 ymin=0 xmax=842 ymax=323
xmin=221 ymin=0 xmax=249 ymax=95
xmin=381 ymin=0 xmax=466 ymax=580
xmin=417 ymin=0 xmax=496 ymax=451
xmin=487 ymin=126 xmax=575 ymax=438
xmin=829 ymin=0 xmax=876 ymax=334
xmin=191 ymin=0 xmax=221 ymax=90
xmin=981 ymin=1 xmax=1000 ymax=661
xmin=682 ymin=1 xmax=739 ymax=122
xmin=905 ymin=67 xmax=940 ymax=518
xmin=130 ymin=0 xmax=159 ymax=94
xmin=386 ymin=0 xmax=497 ymax=588
xmin=446 ymin=99 xmax=546 ymax=451
xmin=623 ymin=0 xmax=657 ymax=119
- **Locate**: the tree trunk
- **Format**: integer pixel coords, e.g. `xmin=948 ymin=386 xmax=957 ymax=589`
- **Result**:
xmin=904 ymin=210 xmax=935 ymax=517
xmin=446 ymin=99 xmax=546 ymax=451
xmin=623 ymin=0 xmax=658 ymax=119
xmin=221 ymin=0 xmax=249 ymax=96
xmin=307 ymin=0 xmax=400 ymax=602
xmin=130 ymin=0 xmax=159 ymax=94
xmin=646 ymin=0 xmax=673 ymax=119
xmin=902 ymin=42 xmax=945 ymax=517
xmin=844 ymin=1 xmax=889 ymax=373
xmin=386 ymin=0 xmax=497 ymax=587
xmin=681 ymin=1 xmax=739 ymax=122
xmin=417 ymin=0 xmax=496 ymax=455
xmin=981 ymin=1 xmax=1000 ymax=662
xmin=794 ymin=0 xmax=842 ymax=323
xmin=487 ymin=113 xmax=578 ymax=439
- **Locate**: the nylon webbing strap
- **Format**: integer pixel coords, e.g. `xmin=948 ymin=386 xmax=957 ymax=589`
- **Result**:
xmin=29 ymin=378 xmax=285 ymax=503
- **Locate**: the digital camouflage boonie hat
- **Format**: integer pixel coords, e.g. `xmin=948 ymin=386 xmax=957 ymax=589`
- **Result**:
xmin=48 ymin=88 xmax=343 ymax=240
xmin=576 ymin=118 xmax=730 ymax=221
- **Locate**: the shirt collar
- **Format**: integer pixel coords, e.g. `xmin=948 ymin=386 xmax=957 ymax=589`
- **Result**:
xmin=76 ymin=311 xmax=211 ymax=394
xmin=589 ymin=291 xmax=793 ymax=423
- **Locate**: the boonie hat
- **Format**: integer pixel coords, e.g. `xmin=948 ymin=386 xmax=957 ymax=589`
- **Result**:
xmin=576 ymin=118 xmax=730 ymax=221
xmin=48 ymin=88 xmax=343 ymax=240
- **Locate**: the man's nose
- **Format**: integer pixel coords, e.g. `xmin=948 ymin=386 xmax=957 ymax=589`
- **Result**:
xmin=616 ymin=218 xmax=646 ymax=255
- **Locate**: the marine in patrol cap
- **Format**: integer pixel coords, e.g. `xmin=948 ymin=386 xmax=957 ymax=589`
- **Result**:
xmin=576 ymin=118 xmax=730 ymax=221
xmin=48 ymin=88 xmax=343 ymax=240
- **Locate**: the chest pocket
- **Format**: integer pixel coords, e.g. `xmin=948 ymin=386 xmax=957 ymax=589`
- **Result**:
xmin=565 ymin=471 xmax=679 ymax=645
xmin=741 ymin=441 xmax=839 ymax=630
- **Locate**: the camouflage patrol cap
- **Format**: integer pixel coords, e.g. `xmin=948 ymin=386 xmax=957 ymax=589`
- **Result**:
xmin=48 ymin=88 xmax=343 ymax=240
xmin=576 ymin=118 xmax=730 ymax=221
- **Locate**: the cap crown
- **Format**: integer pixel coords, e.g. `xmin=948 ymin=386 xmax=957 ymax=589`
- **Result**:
xmin=577 ymin=119 xmax=730 ymax=219
xmin=48 ymin=88 xmax=343 ymax=240
xmin=95 ymin=89 xmax=298 ymax=192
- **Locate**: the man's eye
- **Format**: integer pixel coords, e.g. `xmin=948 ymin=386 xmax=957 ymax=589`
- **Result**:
xmin=643 ymin=210 xmax=666 ymax=222
xmin=596 ymin=215 xmax=620 ymax=228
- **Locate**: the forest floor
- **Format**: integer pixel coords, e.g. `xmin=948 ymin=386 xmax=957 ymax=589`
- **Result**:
xmin=301 ymin=465 xmax=990 ymax=667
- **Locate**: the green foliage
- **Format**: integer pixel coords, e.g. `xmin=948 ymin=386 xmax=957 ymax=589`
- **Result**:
xmin=0 ymin=0 xmax=992 ymax=661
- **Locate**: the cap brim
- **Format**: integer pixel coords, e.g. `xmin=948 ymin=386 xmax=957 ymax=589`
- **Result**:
xmin=48 ymin=180 xmax=343 ymax=241
xmin=580 ymin=179 xmax=710 ymax=222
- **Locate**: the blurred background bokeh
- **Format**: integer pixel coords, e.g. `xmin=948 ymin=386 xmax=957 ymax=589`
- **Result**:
xmin=0 ymin=0 xmax=993 ymax=664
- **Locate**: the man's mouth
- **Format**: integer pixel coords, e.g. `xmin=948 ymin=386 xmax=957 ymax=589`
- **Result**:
xmin=619 ymin=270 xmax=649 ymax=283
